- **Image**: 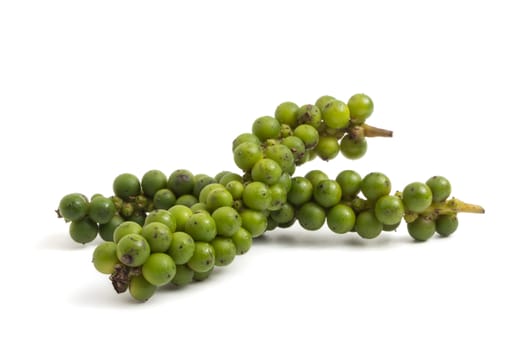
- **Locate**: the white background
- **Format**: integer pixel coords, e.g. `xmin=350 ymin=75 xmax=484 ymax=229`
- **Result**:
xmin=1 ymin=0 xmax=524 ymax=349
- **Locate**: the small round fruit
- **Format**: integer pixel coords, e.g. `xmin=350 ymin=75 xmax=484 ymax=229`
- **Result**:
xmin=275 ymin=101 xmax=299 ymax=128
xmin=141 ymin=169 xmax=167 ymax=198
xmin=168 ymin=205 xmax=193 ymax=229
xmin=58 ymin=193 xmax=89 ymax=222
xmin=297 ymin=202 xmax=326 ymax=231
xmin=355 ymin=210 xmax=383 ymax=239
xmin=99 ymin=215 xmax=124 ymax=242
xmin=142 ymin=253 xmax=176 ymax=287
xmin=234 ymin=142 xmax=263 ymax=171
xmin=141 ymin=222 xmax=173 ymax=253
xmin=88 ymin=196 xmax=116 ymax=224
xmin=185 ymin=212 xmax=217 ymax=242
xmin=348 ymin=93 xmax=374 ymax=124
xmin=167 ymin=169 xmax=195 ymax=196
xmin=113 ymin=173 xmax=141 ymax=200
xmin=361 ymin=172 xmax=391 ymax=201
xmin=240 ymin=209 xmax=267 ymax=238
xmin=426 ymin=176 xmax=452 ymax=203
xmin=172 ymin=264 xmax=194 ymax=287
xmin=313 ymin=180 xmax=342 ymax=208
xmin=403 ymin=182 xmax=433 ymax=213
xmin=242 ymin=181 xmax=271 ymax=211
xmin=113 ymin=221 xmax=142 ymax=243
xmin=232 ymin=227 xmax=252 ymax=255
xmin=187 ymin=242 xmax=215 ymax=273
xmin=314 ymin=135 xmax=340 ymax=160
xmin=288 ymin=177 xmax=313 ymax=206
xmin=69 ymin=217 xmax=98 ymax=244
xmin=322 ymin=99 xmax=350 ymax=129
xmin=374 ymin=195 xmax=404 ymax=225
xmin=168 ymin=231 xmax=195 ymax=265
xmin=340 ymin=135 xmax=368 ymax=160
xmin=116 ymin=233 xmax=151 ymax=267
xmin=212 ymin=206 xmax=242 ymax=237
xmin=92 ymin=241 xmax=119 ymax=274
xmin=211 ymin=237 xmax=237 ymax=266
xmin=144 ymin=209 xmax=177 ymax=232
xmin=129 ymin=275 xmax=157 ymax=302
xmin=293 ymin=124 xmax=319 ymax=150
xmin=327 ymin=204 xmax=356 ymax=234
xmin=153 ymin=189 xmax=176 ymax=210
xmin=252 ymin=116 xmax=281 ymax=141
xmin=336 ymin=170 xmax=362 ymax=199
xmin=435 ymin=215 xmax=459 ymax=237
xmin=407 ymin=216 xmax=436 ymax=241
xmin=206 ymin=188 xmax=234 ymax=212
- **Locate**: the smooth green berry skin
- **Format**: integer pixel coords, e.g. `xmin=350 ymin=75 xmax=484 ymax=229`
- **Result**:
xmin=198 ymin=183 xmax=225 ymax=204
xmin=99 ymin=215 xmax=124 ymax=242
xmin=340 ymin=135 xmax=368 ymax=160
xmin=251 ymin=158 xmax=283 ymax=185
xmin=296 ymin=104 xmax=322 ymax=129
xmin=212 ymin=207 xmax=242 ymax=237
xmin=407 ymin=216 xmax=436 ymax=241
xmin=116 ymin=233 xmax=151 ymax=267
xmin=168 ymin=231 xmax=195 ymax=265
xmin=167 ymin=169 xmax=195 ymax=196
xmin=141 ymin=170 xmax=167 ymax=198
xmin=403 ymin=182 xmax=433 ymax=213
xmin=113 ymin=173 xmax=141 ymax=200
xmin=206 ymin=188 xmax=234 ymax=212
xmin=275 ymin=101 xmax=299 ymax=128
xmin=219 ymin=172 xmax=243 ymax=186
xmin=361 ymin=172 xmax=392 ymax=201
xmin=313 ymin=180 xmax=342 ymax=208
xmin=113 ymin=221 xmax=142 ymax=243
xmin=168 ymin=205 xmax=193 ymax=230
xmin=336 ymin=170 xmax=362 ymax=199
xmin=129 ymin=275 xmax=157 ymax=302
xmin=305 ymin=170 xmax=330 ymax=189
xmin=92 ymin=242 xmax=119 ymax=274
xmin=234 ymin=142 xmax=263 ymax=171
xmin=88 ymin=196 xmax=116 ymax=224
xmin=240 ymin=209 xmax=267 ymax=238
xmin=190 ymin=202 xmax=209 ymax=213
xmin=288 ymin=177 xmax=313 ymax=206
xmin=211 ymin=237 xmax=237 ymax=266
xmin=436 ymin=215 xmax=458 ymax=237
xmin=153 ymin=189 xmax=176 ymax=210
xmin=314 ymin=136 xmax=340 ymax=160
xmin=355 ymin=210 xmax=383 ymax=239
xmin=142 ymin=253 xmax=176 ymax=287
xmin=348 ymin=93 xmax=374 ymax=124
xmin=264 ymin=144 xmax=295 ymax=175
xmin=192 ymin=174 xmax=216 ymax=197
xmin=59 ymin=193 xmax=89 ymax=222
xmin=252 ymin=116 xmax=281 ymax=141
xmin=293 ymin=124 xmax=319 ymax=150
xmin=322 ymin=99 xmax=350 ymax=129
xmin=185 ymin=212 xmax=217 ymax=242
xmin=426 ymin=176 xmax=452 ymax=203
xmin=144 ymin=209 xmax=177 ymax=232
xmin=172 ymin=264 xmax=194 ymax=286
xmin=374 ymin=195 xmax=405 ymax=225
xmin=69 ymin=217 xmax=98 ymax=244
xmin=174 ymin=194 xmax=198 ymax=208
xmin=297 ymin=202 xmax=326 ymax=230
xmin=383 ymin=222 xmax=401 ymax=232
xmin=327 ymin=204 xmax=356 ymax=234
xmin=270 ymin=202 xmax=295 ymax=224
xmin=268 ymin=184 xmax=287 ymax=211
xmin=141 ymin=222 xmax=173 ymax=253
xmin=232 ymin=227 xmax=252 ymax=255
xmin=187 ymin=242 xmax=215 ymax=273
xmin=315 ymin=95 xmax=335 ymax=109
xmin=232 ymin=133 xmax=261 ymax=152
xmin=225 ymin=180 xmax=244 ymax=200
xmin=242 ymin=181 xmax=271 ymax=211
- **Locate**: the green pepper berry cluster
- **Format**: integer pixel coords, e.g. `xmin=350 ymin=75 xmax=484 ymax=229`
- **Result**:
xmin=57 ymin=93 xmax=483 ymax=302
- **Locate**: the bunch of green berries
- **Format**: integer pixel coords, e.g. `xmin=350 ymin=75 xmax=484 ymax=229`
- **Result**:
xmin=57 ymin=93 xmax=484 ymax=302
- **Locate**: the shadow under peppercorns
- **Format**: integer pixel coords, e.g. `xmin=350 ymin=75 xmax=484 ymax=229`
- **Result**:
xmin=253 ymin=229 xmax=415 ymax=249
